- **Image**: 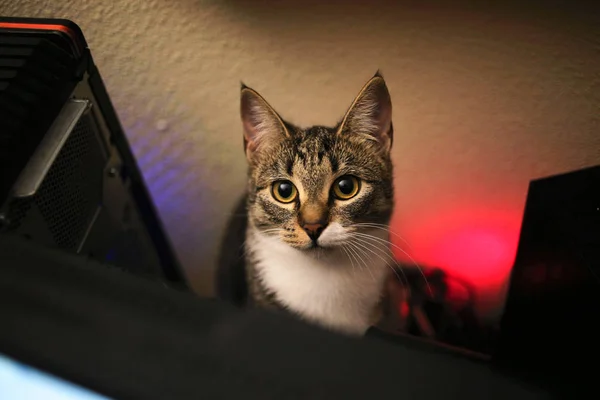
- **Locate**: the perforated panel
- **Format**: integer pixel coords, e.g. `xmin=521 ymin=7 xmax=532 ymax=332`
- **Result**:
xmin=32 ymin=112 xmax=106 ymax=250
xmin=2 ymin=111 xmax=107 ymax=251
xmin=4 ymin=198 xmax=31 ymax=230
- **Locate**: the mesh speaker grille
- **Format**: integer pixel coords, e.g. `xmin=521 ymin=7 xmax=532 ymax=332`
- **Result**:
xmin=34 ymin=112 xmax=105 ymax=250
xmin=5 ymin=198 xmax=32 ymax=230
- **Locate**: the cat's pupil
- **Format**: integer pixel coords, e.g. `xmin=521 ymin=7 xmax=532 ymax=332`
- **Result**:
xmin=277 ymin=182 xmax=294 ymax=198
xmin=337 ymin=178 xmax=354 ymax=195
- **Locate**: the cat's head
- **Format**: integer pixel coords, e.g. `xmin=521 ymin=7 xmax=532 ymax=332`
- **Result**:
xmin=241 ymin=72 xmax=394 ymax=253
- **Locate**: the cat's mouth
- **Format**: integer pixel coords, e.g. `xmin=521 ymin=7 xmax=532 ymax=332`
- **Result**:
xmin=301 ymin=240 xmax=338 ymax=253
xmin=301 ymin=240 xmax=321 ymax=251
xmin=302 ymin=243 xmax=333 ymax=257
xmin=306 ymin=241 xmax=324 ymax=250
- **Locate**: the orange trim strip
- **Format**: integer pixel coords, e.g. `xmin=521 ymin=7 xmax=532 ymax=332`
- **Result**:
xmin=0 ymin=22 xmax=71 ymax=34
xmin=0 ymin=22 xmax=83 ymax=55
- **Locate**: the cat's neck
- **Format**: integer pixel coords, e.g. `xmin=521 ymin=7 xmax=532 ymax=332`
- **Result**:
xmin=246 ymin=227 xmax=390 ymax=336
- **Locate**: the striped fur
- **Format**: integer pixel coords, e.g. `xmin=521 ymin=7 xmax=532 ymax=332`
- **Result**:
xmin=218 ymin=72 xmax=396 ymax=336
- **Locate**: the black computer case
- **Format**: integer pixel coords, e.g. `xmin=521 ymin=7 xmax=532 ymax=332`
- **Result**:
xmin=0 ymin=17 xmax=186 ymax=288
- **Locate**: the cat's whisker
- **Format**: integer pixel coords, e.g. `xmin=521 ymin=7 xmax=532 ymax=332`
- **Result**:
xmin=354 ymin=222 xmax=415 ymax=257
xmin=354 ymin=223 xmax=413 ymax=247
xmin=259 ymin=228 xmax=284 ymax=237
xmin=346 ymin=241 xmax=376 ymax=282
xmin=348 ymin=245 xmax=365 ymax=277
xmin=340 ymin=245 xmax=357 ymax=275
xmin=354 ymin=223 xmax=423 ymax=268
xmin=344 ymin=236 xmax=411 ymax=295
xmin=346 ymin=242 xmax=366 ymax=271
xmin=352 ymin=232 xmax=432 ymax=296
xmin=342 ymin=243 xmax=362 ymax=270
xmin=349 ymin=235 xmax=408 ymax=290
xmin=353 ymin=231 xmax=420 ymax=271
xmin=354 ymin=223 xmax=415 ymax=250
xmin=344 ymin=242 xmax=366 ymax=273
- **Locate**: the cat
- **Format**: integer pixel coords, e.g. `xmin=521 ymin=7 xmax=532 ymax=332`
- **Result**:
xmin=217 ymin=71 xmax=396 ymax=336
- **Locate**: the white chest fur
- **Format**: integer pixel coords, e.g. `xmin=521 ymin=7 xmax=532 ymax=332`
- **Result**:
xmin=247 ymin=228 xmax=390 ymax=336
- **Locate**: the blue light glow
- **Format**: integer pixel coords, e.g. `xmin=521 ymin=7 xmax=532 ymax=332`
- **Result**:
xmin=124 ymin=114 xmax=198 ymax=219
xmin=105 ymin=248 xmax=117 ymax=262
xmin=116 ymin=102 xmax=216 ymax=270
xmin=0 ymin=354 xmax=110 ymax=400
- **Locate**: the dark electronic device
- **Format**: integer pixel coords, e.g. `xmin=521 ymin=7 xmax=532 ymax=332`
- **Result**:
xmin=0 ymin=17 xmax=186 ymax=287
xmin=494 ymin=165 xmax=600 ymax=394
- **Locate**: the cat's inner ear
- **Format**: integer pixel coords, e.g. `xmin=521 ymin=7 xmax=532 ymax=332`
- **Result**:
xmin=240 ymin=86 xmax=289 ymax=159
xmin=337 ymin=73 xmax=393 ymax=152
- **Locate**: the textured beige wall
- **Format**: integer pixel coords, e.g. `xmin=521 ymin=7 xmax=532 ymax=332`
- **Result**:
xmin=2 ymin=0 xmax=599 ymax=318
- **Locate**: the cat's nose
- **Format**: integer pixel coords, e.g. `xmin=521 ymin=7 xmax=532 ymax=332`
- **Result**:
xmin=302 ymin=221 xmax=327 ymax=241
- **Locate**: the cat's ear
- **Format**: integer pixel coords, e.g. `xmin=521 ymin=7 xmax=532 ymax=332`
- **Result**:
xmin=337 ymin=71 xmax=393 ymax=152
xmin=240 ymin=84 xmax=290 ymax=160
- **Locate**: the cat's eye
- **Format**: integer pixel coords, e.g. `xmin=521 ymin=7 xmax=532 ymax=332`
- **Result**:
xmin=332 ymin=176 xmax=360 ymax=200
xmin=272 ymin=180 xmax=298 ymax=203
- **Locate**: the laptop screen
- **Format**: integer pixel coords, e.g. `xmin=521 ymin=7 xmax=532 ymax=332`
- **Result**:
xmin=0 ymin=354 xmax=109 ymax=400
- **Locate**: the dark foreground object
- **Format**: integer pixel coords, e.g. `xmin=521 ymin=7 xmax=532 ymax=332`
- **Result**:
xmin=0 ymin=234 xmax=548 ymax=400
xmin=0 ymin=17 xmax=186 ymax=288
xmin=496 ymin=165 xmax=600 ymax=394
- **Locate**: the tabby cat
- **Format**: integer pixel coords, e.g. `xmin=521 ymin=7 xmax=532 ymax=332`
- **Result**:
xmin=217 ymin=72 xmax=396 ymax=336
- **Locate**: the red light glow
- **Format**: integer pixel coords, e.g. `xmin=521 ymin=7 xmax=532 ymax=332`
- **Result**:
xmin=391 ymin=207 xmax=522 ymax=310
xmin=429 ymin=227 xmax=514 ymax=285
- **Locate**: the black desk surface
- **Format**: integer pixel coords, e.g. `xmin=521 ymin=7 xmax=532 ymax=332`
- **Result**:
xmin=0 ymin=234 xmax=550 ymax=399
